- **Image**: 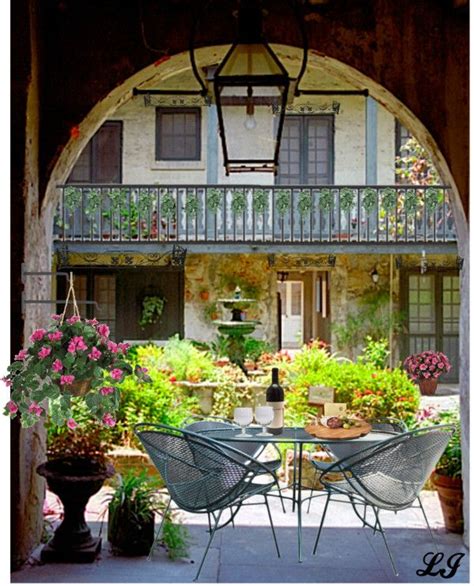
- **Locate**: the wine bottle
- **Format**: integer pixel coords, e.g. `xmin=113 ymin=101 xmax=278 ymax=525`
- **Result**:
xmin=266 ymin=367 xmax=284 ymax=435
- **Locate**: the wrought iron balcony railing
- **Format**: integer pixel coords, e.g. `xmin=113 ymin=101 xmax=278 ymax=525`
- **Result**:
xmin=55 ymin=184 xmax=456 ymax=245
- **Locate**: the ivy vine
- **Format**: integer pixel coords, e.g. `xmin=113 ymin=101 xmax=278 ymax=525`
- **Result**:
xmin=297 ymin=189 xmax=312 ymax=216
xmin=207 ymin=188 xmax=223 ymax=213
xmin=404 ymin=189 xmax=418 ymax=215
xmin=340 ymin=188 xmax=355 ymax=212
xmin=137 ymin=189 xmax=155 ymax=215
xmin=275 ymin=189 xmax=291 ymax=214
xmin=231 ymin=189 xmax=246 ymax=214
xmin=64 ymin=187 xmax=82 ymax=210
xmin=108 ymin=188 xmax=128 ymax=213
xmin=185 ymin=193 xmax=200 ymax=218
xmin=319 ymin=188 xmax=333 ymax=212
xmin=381 ymin=187 xmax=397 ymax=211
xmin=253 ymin=189 xmax=268 ymax=214
xmin=139 ymin=295 xmax=166 ymax=328
xmin=160 ymin=191 xmax=176 ymax=219
xmin=361 ymin=188 xmax=377 ymax=212
xmin=425 ymin=187 xmax=442 ymax=212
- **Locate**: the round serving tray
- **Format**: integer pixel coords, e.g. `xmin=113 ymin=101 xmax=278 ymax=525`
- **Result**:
xmin=305 ymin=421 xmax=372 ymax=440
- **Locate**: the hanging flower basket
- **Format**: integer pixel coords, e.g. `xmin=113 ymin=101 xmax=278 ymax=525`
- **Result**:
xmin=3 ymin=273 xmax=150 ymax=429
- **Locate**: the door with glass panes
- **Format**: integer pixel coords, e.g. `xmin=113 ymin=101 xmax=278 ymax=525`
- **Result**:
xmin=278 ymin=281 xmax=304 ymax=348
xmin=401 ymin=271 xmax=459 ymax=382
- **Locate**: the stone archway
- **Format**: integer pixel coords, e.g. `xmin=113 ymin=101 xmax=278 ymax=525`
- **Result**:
xmin=19 ymin=45 xmax=469 ymax=562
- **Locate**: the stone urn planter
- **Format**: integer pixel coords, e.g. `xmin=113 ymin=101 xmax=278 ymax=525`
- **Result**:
xmin=432 ymin=472 xmax=463 ymax=534
xmin=37 ymin=457 xmax=115 ymax=562
xmin=418 ymin=379 xmax=438 ymax=396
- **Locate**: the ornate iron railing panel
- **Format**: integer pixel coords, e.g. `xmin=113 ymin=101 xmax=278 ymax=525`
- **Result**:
xmin=55 ymin=184 xmax=456 ymax=244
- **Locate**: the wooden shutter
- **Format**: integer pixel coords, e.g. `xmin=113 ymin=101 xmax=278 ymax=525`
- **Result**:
xmin=92 ymin=121 xmax=122 ymax=182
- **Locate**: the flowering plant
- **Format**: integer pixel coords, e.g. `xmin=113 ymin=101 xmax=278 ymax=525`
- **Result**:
xmin=3 ymin=314 xmax=150 ymax=429
xmin=403 ymin=350 xmax=451 ymax=381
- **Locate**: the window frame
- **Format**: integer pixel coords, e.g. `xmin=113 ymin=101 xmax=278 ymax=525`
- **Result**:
xmin=155 ymin=107 xmax=202 ymax=162
xmin=276 ymin=114 xmax=335 ymax=185
xmin=67 ymin=121 xmax=123 ymax=184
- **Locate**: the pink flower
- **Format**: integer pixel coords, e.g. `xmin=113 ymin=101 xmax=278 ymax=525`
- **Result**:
xmin=68 ymin=336 xmax=88 ymax=353
xmin=67 ymin=418 xmax=78 ymax=430
xmin=96 ymin=324 xmax=110 ymax=338
xmin=29 ymin=329 xmax=46 ymax=343
xmin=28 ymin=402 xmax=43 ymax=417
xmin=107 ymin=341 xmax=119 ymax=353
xmin=118 ymin=342 xmax=130 ymax=353
xmin=88 ymin=347 xmax=102 ymax=361
xmin=5 ymin=400 xmax=18 ymax=414
xmin=86 ymin=318 xmax=99 ymax=326
xmin=2 ymin=377 xmax=12 ymax=387
xmin=51 ymin=314 xmax=61 ymax=321
xmin=52 ymin=359 xmax=63 ymax=373
xmin=419 ymin=364 xmax=427 ymax=370
xmin=48 ymin=331 xmax=63 ymax=342
xmin=102 ymin=413 xmax=116 ymax=427
xmin=423 ymin=372 xmax=430 ymax=379
xmin=38 ymin=346 xmax=52 ymax=359
xmin=110 ymin=368 xmax=123 ymax=381
xmin=67 ymin=316 xmax=81 ymax=325
xmin=14 ymin=349 xmax=28 ymax=361
xmin=100 ymin=386 xmax=114 ymax=396
xmin=60 ymin=374 xmax=75 ymax=386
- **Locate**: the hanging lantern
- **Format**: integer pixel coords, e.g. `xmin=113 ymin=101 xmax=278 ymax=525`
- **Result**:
xmin=213 ymin=0 xmax=290 ymax=175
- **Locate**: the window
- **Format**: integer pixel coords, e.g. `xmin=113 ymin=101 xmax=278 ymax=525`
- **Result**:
xmin=395 ymin=120 xmax=413 ymax=184
xmin=156 ymin=108 xmax=201 ymax=161
xmin=68 ymin=121 xmax=122 ymax=183
xmin=278 ymin=115 xmax=334 ymax=185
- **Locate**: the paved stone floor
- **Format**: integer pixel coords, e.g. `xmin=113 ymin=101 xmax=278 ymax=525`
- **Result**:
xmin=12 ymin=487 xmax=469 ymax=583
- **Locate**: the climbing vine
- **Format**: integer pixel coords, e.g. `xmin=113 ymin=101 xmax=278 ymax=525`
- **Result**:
xmin=139 ymin=295 xmax=167 ymax=328
xmin=319 ymin=188 xmax=333 ymax=212
xmin=297 ymin=189 xmax=312 ymax=216
xmin=275 ymin=189 xmax=291 ymax=214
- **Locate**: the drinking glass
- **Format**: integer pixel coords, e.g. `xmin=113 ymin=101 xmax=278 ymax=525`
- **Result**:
xmin=255 ymin=406 xmax=274 ymax=437
xmin=233 ymin=407 xmax=253 ymax=437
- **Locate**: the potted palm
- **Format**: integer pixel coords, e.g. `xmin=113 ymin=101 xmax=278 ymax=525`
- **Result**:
xmin=3 ymin=277 xmax=150 ymax=428
xmin=106 ymin=470 xmax=190 ymax=559
xmin=403 ymin=350 xmax=451 ymax=395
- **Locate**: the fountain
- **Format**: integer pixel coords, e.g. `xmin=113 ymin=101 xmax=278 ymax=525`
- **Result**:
xmin=213 ymin=287 xmax=260 ymax=373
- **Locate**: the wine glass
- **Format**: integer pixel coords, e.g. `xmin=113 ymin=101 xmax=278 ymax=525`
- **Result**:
xmin=233 ymin=407 xmax=253 ymax=437
xmin=255 ymin=406 xmax=274 ymax=437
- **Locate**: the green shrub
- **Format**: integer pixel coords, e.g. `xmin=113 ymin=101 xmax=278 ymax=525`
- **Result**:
xmin=113 ymin=344 xmax=199 ymax=446
xmin=244 ymin=338 xmax=274 ymax=362
xmin=162 ymin=335 xmax=218 ymax=382
xmin=358 ymin=336 xmax=390 ymax=369
xmin=285 ymin=353 xmax=419 ymax=426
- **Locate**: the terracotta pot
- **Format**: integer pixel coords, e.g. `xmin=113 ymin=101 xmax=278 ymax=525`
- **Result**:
xmin=418 ymin=379 xmax=438 ymax=395
xmin=61 ymin=379 xmax=92 ymax=397
xmin=432 ymin=472 xmax=463 ymax=533
xmin=199 ymin=291 xmax=210 ymax=301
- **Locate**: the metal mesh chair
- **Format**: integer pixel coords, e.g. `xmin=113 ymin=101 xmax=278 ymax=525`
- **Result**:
xmin=307 ymin=418 xmax=407 ymax=513
xmin=134 ymin=422 xmax=280 ymax=581
xmin=312 ymin=425 xmax=454 ymax=575
xmin=185 ymin=415 xmax=286 ymax=512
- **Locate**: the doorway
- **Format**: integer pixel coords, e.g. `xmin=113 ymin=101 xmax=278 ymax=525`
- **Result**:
xmin=278 ymin=280 xmax=304 ymax=348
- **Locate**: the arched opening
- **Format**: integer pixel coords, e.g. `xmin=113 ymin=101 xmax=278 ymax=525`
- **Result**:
xmin=18 ymin=44 xmax=468 ymax=563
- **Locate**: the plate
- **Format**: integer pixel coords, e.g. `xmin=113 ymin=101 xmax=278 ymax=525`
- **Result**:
xmin=305 ymin=420 xmax=372 ymax=439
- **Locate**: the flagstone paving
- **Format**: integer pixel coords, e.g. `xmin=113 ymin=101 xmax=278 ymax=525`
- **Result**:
xmin=12 ymin=488 xmax=469 ymax=583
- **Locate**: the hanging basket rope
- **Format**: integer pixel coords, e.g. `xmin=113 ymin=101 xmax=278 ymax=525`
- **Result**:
xmin=59 ymin=272 xmax=81 ymax=325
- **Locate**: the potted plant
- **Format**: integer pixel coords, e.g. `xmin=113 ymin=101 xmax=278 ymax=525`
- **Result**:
xmin=3 ymin=304 xmax=150 ymax=428
xmin=106 ymin=469 xmax=190 ymax=559
xmin=430 ymin=410 xmax=463 ymax=534
xmin=403 ymin=350 xmax=451 ymax=395
xmin=37 ymin=419 xmax=115 ymax=562
xmin=139 ymin=294 xmax=166 ymax=329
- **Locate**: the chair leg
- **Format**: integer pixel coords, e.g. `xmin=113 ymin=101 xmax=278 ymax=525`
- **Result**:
xmin=373 ymin=507 xmax=399 ymax=577
xmin=307 ymin=469 xmax=318 ymax=514
xmin=264 ymin=495 xmax=281 ymax=558
xmin=194 ymin=509 xmax=223 ymax=582
xmin=312 ymin=493 xmax=331 ymax=555
xmin=147 ymin=498 xmax=171 ymax=561
xmin=275 ymin=476 xmax=286 ymax=514
xmin=417 ymin=496 xmax=438 ymax=552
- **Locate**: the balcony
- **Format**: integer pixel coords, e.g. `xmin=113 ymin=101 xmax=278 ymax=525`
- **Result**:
xmin=54 ymin=184 xmax=457 ymax=253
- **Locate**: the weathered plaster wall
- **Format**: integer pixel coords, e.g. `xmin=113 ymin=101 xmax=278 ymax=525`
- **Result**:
xmin=109 ymin=88 xmax=394 ymax=186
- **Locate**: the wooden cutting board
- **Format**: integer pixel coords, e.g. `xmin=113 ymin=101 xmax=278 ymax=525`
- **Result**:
xmin=305 ymin=421 xmax=372 ymax=440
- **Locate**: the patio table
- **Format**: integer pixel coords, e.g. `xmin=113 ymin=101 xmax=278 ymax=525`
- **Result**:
xmin=199 ymin=425 xmax=392 ymax=562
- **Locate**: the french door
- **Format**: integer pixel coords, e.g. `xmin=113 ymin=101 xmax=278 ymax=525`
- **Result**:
xmin=278 ymin=281 xmax=304 ymax=348
xmin=401 ymin=271 xmax=459 ymax=382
